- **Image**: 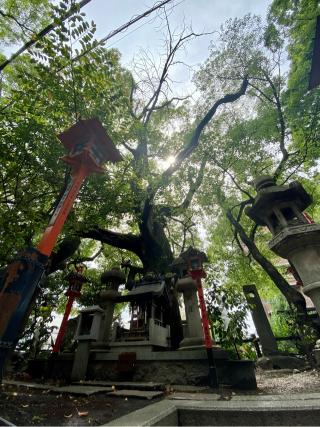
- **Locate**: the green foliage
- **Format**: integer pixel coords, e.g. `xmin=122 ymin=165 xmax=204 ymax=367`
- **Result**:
xmin=205 ymin=267 xmax=249 ymax=357
xmin=270 ymin=296 xmax=318 ymax=355
xmin=0 ymin=0 xmax=131 ymax=267
xmin=0 ymin=0 xmax=50 ymax=45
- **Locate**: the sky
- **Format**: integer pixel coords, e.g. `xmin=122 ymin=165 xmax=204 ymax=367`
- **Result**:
xmin=82 ymin=0 xmax=272 ymax=93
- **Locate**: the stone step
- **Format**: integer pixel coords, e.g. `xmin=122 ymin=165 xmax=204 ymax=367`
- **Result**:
xmin=73 ymin=380 xmax=165 ymax=391
xmin=50 ymin=385 xmax=113 ymax=395
xmin=108 ymin=389 xmax=164 ymax=400
xmin=3 ymin=380 xmax=50 ymax=390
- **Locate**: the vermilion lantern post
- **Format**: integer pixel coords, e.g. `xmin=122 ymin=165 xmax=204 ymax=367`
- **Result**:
xmin=52 ymin=264 xmax=88 ymax=354
xmin=0 ymin=119 xmax=122 ymax=379
xmin=186 ymin=248 xmax=219 ymax=387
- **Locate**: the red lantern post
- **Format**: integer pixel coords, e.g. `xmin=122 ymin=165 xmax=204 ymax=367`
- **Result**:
xmin=0 ymin=118 xmax=122 ymax=378
xmin=185 ymin=248 xmax=219 ymax=387
xmin=52 ymin=265 xmax=88 ymax=354
xmin=37 ymin=118 xmax=122 ymax=257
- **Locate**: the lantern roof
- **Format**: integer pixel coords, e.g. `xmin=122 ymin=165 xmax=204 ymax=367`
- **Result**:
xmin=58 ymin=118 xmax=122 ymax=173
xmin=246 ymin=176 xmax=312 ymax=225
xmin=180 ymin=246 xmax=208 ymax=263
xmin=101 ymin=267 xmax=126 ymax=284
xmin=65 ymin=271 xmax=89 ymax=283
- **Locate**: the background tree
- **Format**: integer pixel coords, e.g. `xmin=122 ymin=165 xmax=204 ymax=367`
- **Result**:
xmin=192 ymin=13 xmax=320 ymax=333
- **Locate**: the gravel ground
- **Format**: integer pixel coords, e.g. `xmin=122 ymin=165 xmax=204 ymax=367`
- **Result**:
xmin=256 ymin=368 xmax=320 ymax=394
xmin=2 ymin=369 xmax=320 ymax=425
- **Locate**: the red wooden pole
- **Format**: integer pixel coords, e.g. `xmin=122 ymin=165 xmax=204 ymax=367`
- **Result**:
xmin=195 ymin=277 xmax=214 ymax=348
xmin=52 ymin=295 xmax=76 ymax=354
xmin=37 ymin=166 xmax=88 ymax=257
xmin=189 ymin=267 xmax=218 ymax=387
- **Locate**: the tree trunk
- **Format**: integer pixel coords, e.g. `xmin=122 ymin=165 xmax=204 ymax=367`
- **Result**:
xmin=139 ymin=201 xmax=173 ymax=272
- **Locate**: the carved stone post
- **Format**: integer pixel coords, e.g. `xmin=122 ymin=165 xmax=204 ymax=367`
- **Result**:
xmin=243 ymin=284 xmax=278 ymax=356
xmin=176 ymin=276 xmax=204 ymax=349
xmin=98 ymin=268 xmax=125 ymax=343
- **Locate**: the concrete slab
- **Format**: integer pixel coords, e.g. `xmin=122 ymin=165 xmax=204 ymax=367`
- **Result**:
xmin=105 ymin=399 xmax=176 ymax=426
xmin=50 ymin=385 xmax=113 ymax=395
xmin=74 ymin=380 xmax=165 ymax=390
xmin=105 ymin=393 xmax=320 ymax=426
xmin=108 ymin=389 xmax=164 ymax=400
xmin=3 ymin=380 xmax=50 ymax=390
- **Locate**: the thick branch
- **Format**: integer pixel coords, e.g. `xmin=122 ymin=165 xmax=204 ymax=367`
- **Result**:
xmin=157 ymin=77 xmax=249 ymax=194
xmin=80 ymin=228 xmax=143 ymax=259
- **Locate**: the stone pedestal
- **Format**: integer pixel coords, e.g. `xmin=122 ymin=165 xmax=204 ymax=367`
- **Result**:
xmin=176 ymin=277 xmax=204 ymax=349
xmin=270 ymin=223 xmax=320 ymax=315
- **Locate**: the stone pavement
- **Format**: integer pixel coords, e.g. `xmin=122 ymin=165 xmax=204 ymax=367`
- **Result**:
xmin=3 ymin=380 xmax=163 ymax=399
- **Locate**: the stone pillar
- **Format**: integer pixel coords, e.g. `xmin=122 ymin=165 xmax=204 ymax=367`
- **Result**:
xmin=243 ymin=284 xmax=278 ymax=356
xmin=176 ymin=276 xmax=204 ymax=349
xmin=98 ymin=289 xmax=121 ymax=342
xmin=97 ymin=268 xmax=125 ymax=345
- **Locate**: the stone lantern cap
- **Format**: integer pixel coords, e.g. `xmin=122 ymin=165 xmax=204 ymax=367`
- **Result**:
xmin=101 ymin=267 xmax=126 ymax=284
xmin=171 ymin=247 xmax=208 ymax=273
xmin=246 ymin=175 xmax=312 ymax=226
xmin=65 ymin=271 xmax=89 ymax=284
xmin=180 ymin=246 xmax=208 ymax=263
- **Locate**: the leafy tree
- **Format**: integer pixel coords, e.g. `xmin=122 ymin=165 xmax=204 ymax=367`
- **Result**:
xmin=0 ymin=2 xmax=250 ymax=351
xmin=0 ymin=0 xmax=50 ymax=45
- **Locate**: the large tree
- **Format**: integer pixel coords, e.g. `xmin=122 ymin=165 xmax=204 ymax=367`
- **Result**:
xmin=0 ymin=3 xmax=248 ymax=276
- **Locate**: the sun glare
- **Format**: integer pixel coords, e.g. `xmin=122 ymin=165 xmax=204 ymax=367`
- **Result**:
xmin=159 ymin=155 xmax=175 ymax=169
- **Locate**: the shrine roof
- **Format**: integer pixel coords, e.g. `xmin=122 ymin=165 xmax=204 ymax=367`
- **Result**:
xmin=115 ymin=281 xmax=167 ymax=302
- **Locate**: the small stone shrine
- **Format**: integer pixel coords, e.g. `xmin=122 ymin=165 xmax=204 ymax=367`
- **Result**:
xmin=246 ymin=175 xmax=320 ymax=315
xmin=105 ymin=272 xmax=172 ymax=352
xmin=51 ymin=248 xmax=257 ymax=389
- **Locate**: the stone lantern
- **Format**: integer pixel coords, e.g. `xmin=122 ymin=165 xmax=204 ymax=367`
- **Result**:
xmin=98 ymin=267 xmax=126 ymax=343
xmin=245 ymin=175 xmax=320 ymax=314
